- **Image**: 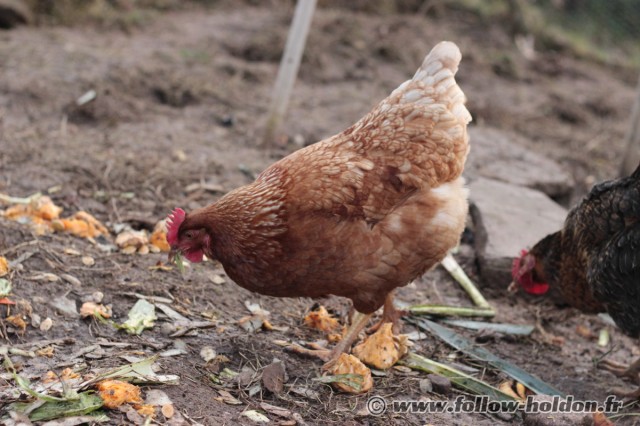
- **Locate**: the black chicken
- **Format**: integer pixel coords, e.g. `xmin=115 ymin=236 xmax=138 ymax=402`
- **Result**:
xmin=511 ymin=163 xmax=640 ymax=399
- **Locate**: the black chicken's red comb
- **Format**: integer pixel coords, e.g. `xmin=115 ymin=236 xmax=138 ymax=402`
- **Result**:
xmin=511 ymin=249 xmax=528 ymax=279
xmin=166 ymin=208 xmax=186 ymax=246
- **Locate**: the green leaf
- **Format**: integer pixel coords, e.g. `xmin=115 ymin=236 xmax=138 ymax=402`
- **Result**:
xmin=408 ymin=318 xmax=565 ymax=396
xmin=402 ymin=352 xmax=518 ymax=402
xmin=117 ymin=299 xmax=156 ymax=335
xmin=4 ymin=356 xmax=68 ymax=403
xmin=26 ymin=393 xmax=104 ymax=422
xmin=174 ymin=251 xmax=185 ymax=273
xmin=441 ymin=319 xmax=534 ymax=335
xmin=313 ymin=374 xmax=363 ymax=392
xmin=0 ymin=278 xmax=11 ymax=298
xmin=81 ymin=355 xmax=179 ymax=388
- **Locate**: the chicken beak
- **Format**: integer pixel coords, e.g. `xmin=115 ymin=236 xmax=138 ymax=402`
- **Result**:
xmin=507 ymin=280 xmax=519 ymax=294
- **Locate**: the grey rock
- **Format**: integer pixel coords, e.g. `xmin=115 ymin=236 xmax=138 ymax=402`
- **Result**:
xmin=466 ymin=127 xmax=574 ymax=199
xmin=469 ymin=177 xmax=567 ymax=288
xmin=426 ymin=373 xmax=451 ymax=395
xmin=49 ymin=295 xmax=79 ymax=318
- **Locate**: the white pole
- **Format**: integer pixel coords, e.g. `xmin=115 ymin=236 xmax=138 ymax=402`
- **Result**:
xmin=262 ymin=0 xmax=317 ymax=148
xmin=621 ymin=74 xmax=640 ymax=177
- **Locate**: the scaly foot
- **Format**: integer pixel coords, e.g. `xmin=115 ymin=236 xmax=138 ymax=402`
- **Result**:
xmin=367 ymin=292 xmax=406 ymax=334
xmin=599 ymin=357 xmax=640 ymax=383
xmin=286 ymin=311 xmax=373 ymax=370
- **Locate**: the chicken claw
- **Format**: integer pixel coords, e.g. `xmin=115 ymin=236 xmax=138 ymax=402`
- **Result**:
xmin=600 ymin=357 xmax=640 ymax=400
xmin=599 ymin=357 xmax=640 ymax=383
xmin=285 ymin=343 xmax=332 ymax=362
xmin=287 ymin=312 xmax=373 ymax=370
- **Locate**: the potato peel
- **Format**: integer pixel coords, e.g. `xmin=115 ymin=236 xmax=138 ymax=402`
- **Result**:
xmin=150 ymin=220 xmax=170 ymax=252
xmin=352 ymin=323 xmax=408 ymax=370
xmin=304 ymin=306 xmax=340 ymax=333
xmin=96 ymin=380 xmax=143 ymax=409
xmin=326 ymin=353 xmax=373 ymax=394
xmin=0 ymin=256 xmax=9 ymax=277
xmin=80 ymin=301 xmax=113 ymax=319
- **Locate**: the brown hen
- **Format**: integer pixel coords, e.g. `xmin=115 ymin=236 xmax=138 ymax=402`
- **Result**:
xmin=167 ymin=41 xmax=471 ymax=366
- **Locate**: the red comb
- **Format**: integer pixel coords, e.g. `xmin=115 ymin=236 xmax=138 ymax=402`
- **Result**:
xmin=511 ymin=249 xmax=528 ymax=279
xmin=166 ymin=208 xmax=186 ymax=246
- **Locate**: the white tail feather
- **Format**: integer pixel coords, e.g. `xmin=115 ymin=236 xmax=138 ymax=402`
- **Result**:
xmin=392 ymin=41 xmax=471 ymax=125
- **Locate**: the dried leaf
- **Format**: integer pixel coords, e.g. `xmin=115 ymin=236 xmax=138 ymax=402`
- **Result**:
xmin=85 ymin=355 xmax=179 ymax=386
xmin=40 ymin=317 xmax=53 ymax=331
xmin=352 ymin=323 xmax=408 ymax=370
xmin=40 ymin=413 xmax=110 ymax=425
xmin=60 ymin=274 xmax=81 ymax=286
xmin=96 ymin=380 xmax=143 ymax=408
xmin=259 ymin=402 xmax=291 ymax=419
xmin=242 ymin=410 xmax=270 ymax=423
xmin=262 ymin=360 xmax=286 ymax=394
xmin=303 ymin=306 xmax=340 ymax=333
xmin=81 ymin=256 xmax=95 ymax=267
xmin=214 ymin=389 xmax=242 ymax=405
xmin=200 ymin=346 xmax=217 ymax=363
xmin=30 ymin=273 xmax=60 ymax=282
xmin=323 ymin=353 xmax=373 ymax=394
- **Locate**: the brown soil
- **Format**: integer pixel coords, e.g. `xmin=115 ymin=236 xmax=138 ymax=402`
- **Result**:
xmin=1 ymin=3 xmax=639 ymax=425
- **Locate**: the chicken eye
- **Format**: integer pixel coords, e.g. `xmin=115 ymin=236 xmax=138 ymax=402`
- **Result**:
xmin=184 ymin=231 xmax=194 ymax=239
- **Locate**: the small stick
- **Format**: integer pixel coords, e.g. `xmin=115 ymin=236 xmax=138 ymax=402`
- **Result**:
xmin=408 ymin=253 xmax=495 ymax=318
xmin=262 ymin=0 xmax=317 ymax=148
xmin=440 ymin=253 xmax=493 ymax=310
xmin=409 ymin=305 xmax=495 ymax=317
xmin=0 ymin=192 xmax=41 ymax=205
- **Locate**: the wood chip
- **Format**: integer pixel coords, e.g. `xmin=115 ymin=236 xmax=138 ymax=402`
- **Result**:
xmin=81 ymin=256 xmax=95 ymax=266
xmin=262 ymin=360 xmax=286 ymax=394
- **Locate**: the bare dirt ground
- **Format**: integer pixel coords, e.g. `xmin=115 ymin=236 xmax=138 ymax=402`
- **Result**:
xmin=1 ymin=2 xmax=640 ymax=425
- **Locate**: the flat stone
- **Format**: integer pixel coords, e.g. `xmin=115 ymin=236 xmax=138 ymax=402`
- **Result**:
xmin=466 ymin=127 xmax=574 ymax=200
xmin=426 ymin=373 xmax=451 ymax=396
xmin=469 ymin=177 xmax=567 ymax=289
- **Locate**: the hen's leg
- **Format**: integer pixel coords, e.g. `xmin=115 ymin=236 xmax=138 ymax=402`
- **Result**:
xmin=608 ymin=386 xmax=640 ymax=400
xmin=286 ymin=312 xmax=373 ymax=369
xmin=367 ymin=292 xmax=407 ymax=334
xmin=600 ymin=357 xmax=640 ymax=399
xmin=599 ymin=357 xmax=640 ymax=383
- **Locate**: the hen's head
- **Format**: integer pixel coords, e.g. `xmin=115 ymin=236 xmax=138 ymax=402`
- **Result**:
xmin=166 ymin=207 xmax=210 ymax=264
xmin=509 ymin=249 xmax=550 ymax=295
